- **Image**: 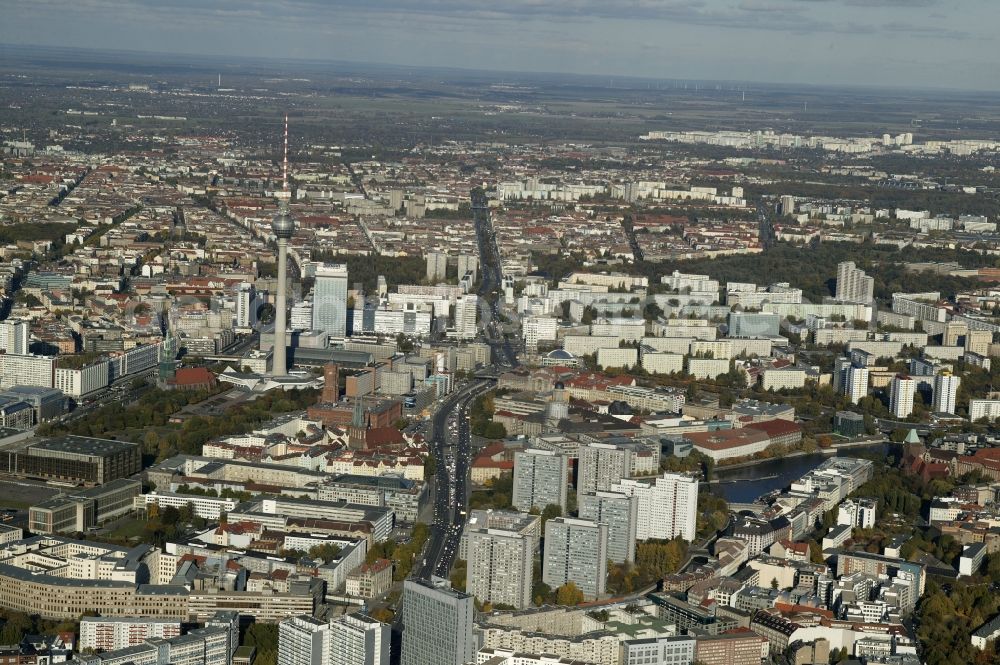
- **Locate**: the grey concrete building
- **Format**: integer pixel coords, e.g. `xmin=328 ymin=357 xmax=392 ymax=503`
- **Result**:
xmin=578 ymin=490 xmax=638 ymax=565
xmin=542 ymin=517 xmax=608 ymax=600
xmin=512 ymin=448 xmax=569 ymax=513
xmin=577 ymin=442 xmax=632 ymax=497
xmin=400 ymin=577 xmax=475 ymax=665
xmin=465 ymin=527 xmax=534 ymax=609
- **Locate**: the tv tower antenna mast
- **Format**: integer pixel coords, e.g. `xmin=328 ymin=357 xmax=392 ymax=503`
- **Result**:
xmin=282 ymin=113 xmax=289 ymax=194
xmin=270 ymin=113 xmax=295 ymax=377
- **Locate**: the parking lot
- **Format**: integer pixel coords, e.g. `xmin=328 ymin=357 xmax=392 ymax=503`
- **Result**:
xmin=0 ymin=477 xmax=60 ymax=530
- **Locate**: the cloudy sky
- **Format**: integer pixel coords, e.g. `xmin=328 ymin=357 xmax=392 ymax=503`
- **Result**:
xmin=2 ymin=0 xmax=997 ymax=90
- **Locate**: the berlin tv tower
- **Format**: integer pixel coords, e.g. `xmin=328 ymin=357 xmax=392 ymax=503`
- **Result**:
xmin=270 ymin=114 xmax=294 ymax=376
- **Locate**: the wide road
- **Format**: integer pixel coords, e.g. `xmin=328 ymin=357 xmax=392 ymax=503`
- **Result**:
xmin=404 ymin=187 xmax=519 ymax=600
xmin=471 ymin=187 xmax=518 ymax=368
xmin=409 ymin=378 xmax=494 ymax=582
xmin=757 ymin=200 xmax=777 ymax=250
xmin=48 ymin=373 xmax=155 ymax=428
xmin=621 ymin=215 xmax=644 ymax=262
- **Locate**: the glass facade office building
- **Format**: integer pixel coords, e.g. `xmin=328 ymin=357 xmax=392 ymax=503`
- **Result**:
xmin=312 ymin=264 xmax=349 ymax=339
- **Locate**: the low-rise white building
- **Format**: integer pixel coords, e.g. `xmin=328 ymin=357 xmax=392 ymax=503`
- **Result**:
xmin=959 ymin=543 xmax=987 ymax=577
xmin=761 ymin=368 xmax=807 ymax=391
xmin=837 ymin=498 xmax=877 ymax=529
xmin=687 ymin=357 xmax=730 ymax=379
xmin=80 ymin=617 xmax=183 ymax=652
xmin=970 ymin=399 xmax=1000 ymax=422
xmin=597 ymin=347 xmax=638 ymax=370
xmin=137 ymin=492 xmax=239 ymax=520
xmin=972 ymin=614 xmax=1000 ymax=650
xmin=641 ymin=352 xmax=684 ymax=375
xmin=563 ymin=335 xmax=621 ymax=356
xmin=55 ymin=360 xmax=111 ymax=398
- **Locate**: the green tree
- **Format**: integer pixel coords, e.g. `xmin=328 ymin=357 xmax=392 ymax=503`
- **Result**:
xmin=635 ymin=538 xmax=688 ymax=579
xmin=808 ymin=539 xmax=825 ymax=565
xmin=308 ymin=543 xmax=342 ymax=562
xmin=0 ymin=611 xmax=33 ymax=644
xmin=177 ymin=502 xmax=194 ymax=524
xmin=370 ymin=608 xmax=394 ymax=623
xmin=481 ymin=422 xmax=508 ymax=439
xmin=469 ymin=472 xmax=513 ymax=510
xmin=986 ymin=553 xmax=1000 ymax=584
xmin=643 ymin=302 xmax=664 ymax=322
xmin=142 ymin=430 xmax=161 ymax=454
xmin=532 ymin=579 xmax=552 ymax=606
xmin=540 ymin=503 xmax=562 ymax=528
xmin=555 ymin=582 xmax=584 ymax=606
xmin=470 ymin=392 xmax=507 ymax=439
xmin=160 ymin=505 xmax=180 ymax=526
xmin=244 ymin=623 xmax=278 ymax=665
xmin=450 ymin=559 xmax=468 ymax=591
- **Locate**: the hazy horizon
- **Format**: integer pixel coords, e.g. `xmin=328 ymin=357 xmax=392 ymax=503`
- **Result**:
xmin=2 ymin=0 xmax=998 ymax=92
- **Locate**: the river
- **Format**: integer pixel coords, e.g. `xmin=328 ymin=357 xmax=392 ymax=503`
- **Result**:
xmin=708 ymin=443 xmax=892 ymax=504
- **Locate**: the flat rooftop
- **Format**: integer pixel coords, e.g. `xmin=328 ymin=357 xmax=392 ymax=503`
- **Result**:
xmin=0 ymin=427 xmax=27 ymax=441
xmin=3 ymin=385 xmax=63 ymax=396
xmin=28 ymin=435 xmax=138 ymax=457
xmin=327 ymin=473 xmax=415 ymax=490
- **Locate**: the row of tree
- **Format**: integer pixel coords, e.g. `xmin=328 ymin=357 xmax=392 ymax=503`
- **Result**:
xmin=365 ymin=522 xmax=430 ymax=583
xmin=0 ymin=608 xmax=84 ymax=648
xmin=605 ymin=538 xmax=690 ymax=596
xmin=310 ymin=251 xmax=427 ymax=292
xmin=0 ymin=221 xmax=78 ymax=245
xmin=469 ymin=392 xmax=508 ymax=439
xmin=42 ymin=386 xmax=320 ymax=464
xmin=917 ymin=577 xmax=1000 ymax=665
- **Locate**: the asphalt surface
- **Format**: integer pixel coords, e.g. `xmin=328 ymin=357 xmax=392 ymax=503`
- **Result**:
xmin=408 ymin=378 xmax=493 ymax=582
xmin=472 ymin=188 xmax=519 ymax=369
xmin=55 ymin=374 xmax=155 ymax=427
xmin=622 ymin=216 xmax=644 ymax=262
xmin=406 ymin=189 xmax=520 ymax=585
xmin=0 ymin=477 xmax=59 ymax=513
xmin=222 ymin=331 xmax=260 ymax=358
xmin=758 ymin=200 xmax=777 ymax=249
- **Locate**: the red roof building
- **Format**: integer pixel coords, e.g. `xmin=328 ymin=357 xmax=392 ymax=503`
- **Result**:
xmin=956 ymin=448 xmax=1000 ymax=481
xmin=684 ymin=428 xmax=771 ymax=462
xmin=362 ymin=426 xmax=406 ymax=450
xmin=167 ymin=367 xmax=217 ymax=391
xmin=471 ymin=442 xmax=515 ymax=484
xmin=743 ymin=419 xmax=803 ymax=447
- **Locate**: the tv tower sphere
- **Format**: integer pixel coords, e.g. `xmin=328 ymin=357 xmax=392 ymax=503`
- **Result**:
xmin=272 ymin=205 xmax=295 ymax=239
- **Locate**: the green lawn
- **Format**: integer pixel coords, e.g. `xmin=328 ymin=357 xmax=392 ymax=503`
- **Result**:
xmin=103 ymin=517 xmax=148 ymax=540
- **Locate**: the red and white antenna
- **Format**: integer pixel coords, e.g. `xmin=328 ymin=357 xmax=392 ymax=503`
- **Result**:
xmin=282 ymin=113 xmax=289 ymax=193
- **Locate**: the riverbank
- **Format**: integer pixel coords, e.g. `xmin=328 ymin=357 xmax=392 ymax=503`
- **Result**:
xmin=710 ymin=439 xmax=893 ymax=475
xmin=707 ymin=441 xmax=895 ymax=504
xmin=712 ymin=448 xmax=836 ymax=473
